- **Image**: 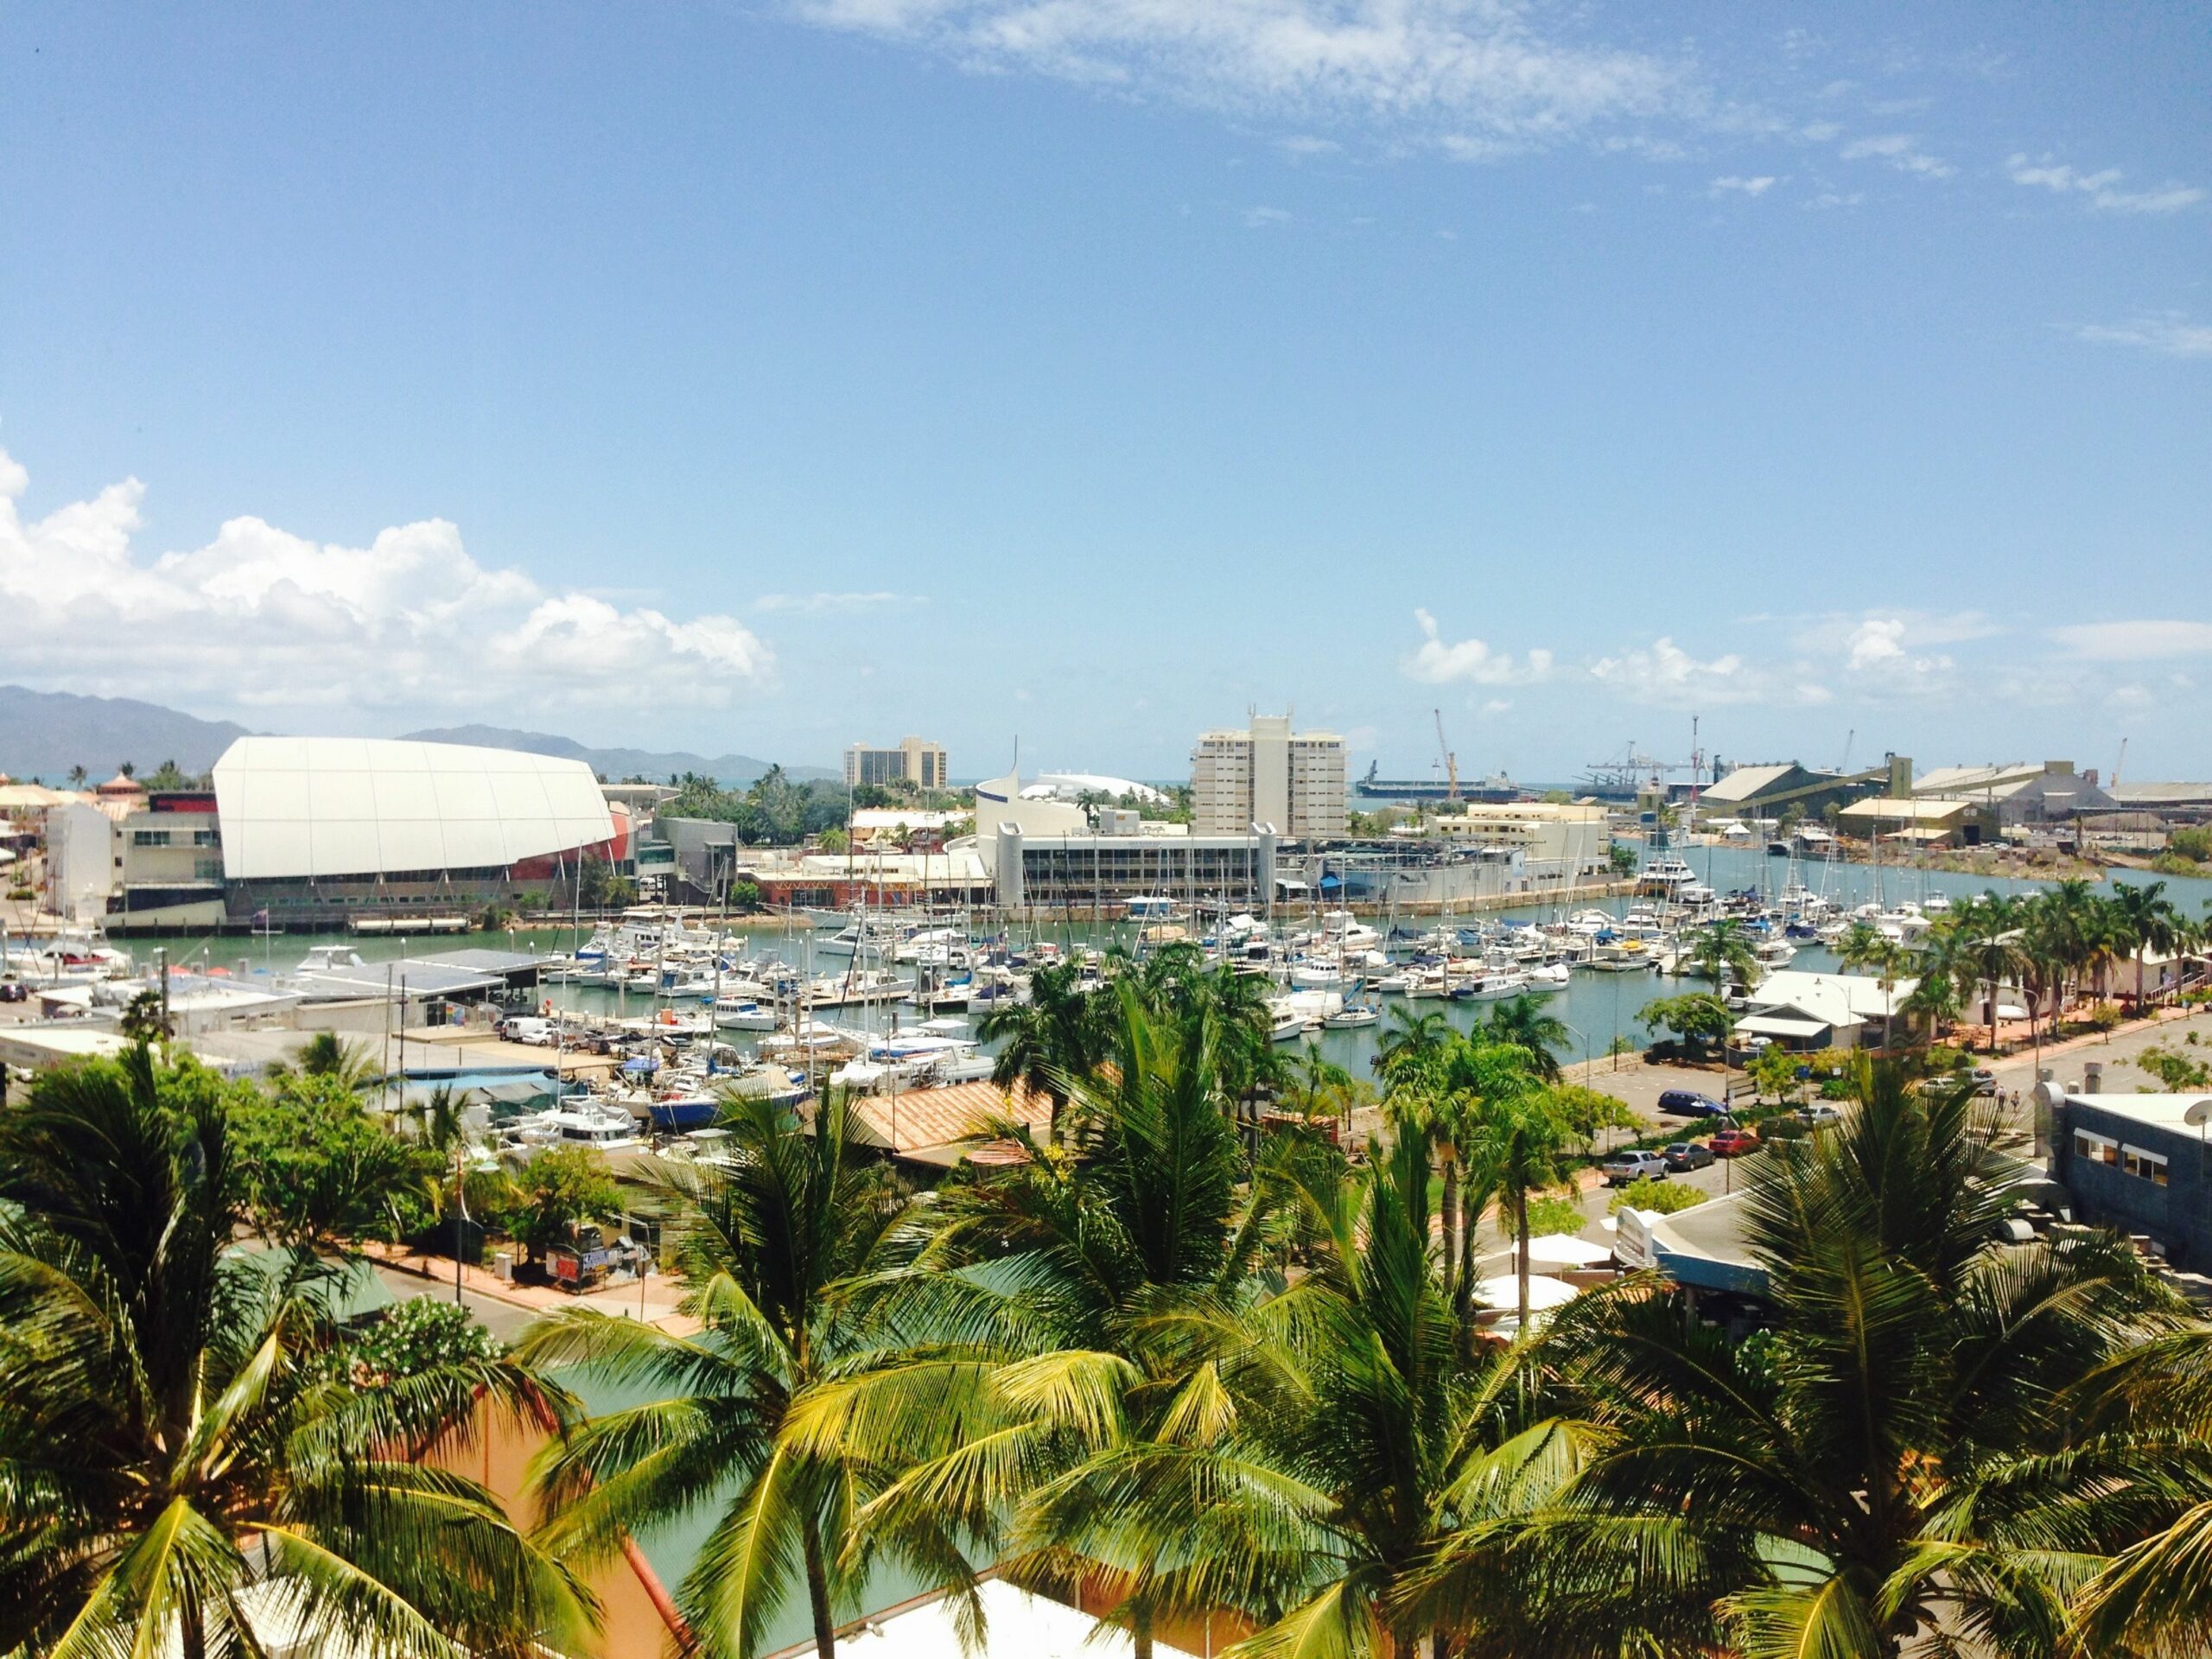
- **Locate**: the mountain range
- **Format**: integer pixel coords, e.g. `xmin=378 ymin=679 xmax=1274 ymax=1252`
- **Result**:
xmin=0 ymin=686 xmax=251 ymax=780
xmin=396 ymin=726 xmax=835 ymax=785
xmin=0 ymin=687 xmax=832 ymax=787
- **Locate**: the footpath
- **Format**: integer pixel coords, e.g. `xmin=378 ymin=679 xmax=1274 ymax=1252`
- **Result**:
xmin=363 ymin=1240 xmax=699 ymax=1336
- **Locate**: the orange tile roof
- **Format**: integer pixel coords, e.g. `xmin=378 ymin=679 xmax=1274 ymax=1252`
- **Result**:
xmin=847 ymin=1077 xmax=1053 ymax=1156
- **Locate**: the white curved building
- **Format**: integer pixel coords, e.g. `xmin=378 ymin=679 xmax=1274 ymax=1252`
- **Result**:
xmin=212 ymin=737 xmax=614 ymax=881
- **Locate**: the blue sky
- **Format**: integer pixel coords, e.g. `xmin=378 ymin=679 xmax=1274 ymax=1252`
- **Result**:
xmin=2 ymin=2 xmax=2206 ymax=784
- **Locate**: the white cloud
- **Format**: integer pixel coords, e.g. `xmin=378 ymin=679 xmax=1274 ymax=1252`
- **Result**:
xmin=1805 ymin=190 xmax=1864 ymax=210
xmin=753 ymin=590 xmax=916 ymax=613
xmin=2050 ymin=620 xmax=2212 ymax=660
xmin=1277 ymin=133 xmax=1339 ymax=156
xmin=2071 ymin=311 xmax=2212 ymax=360
xmin=791 ymin=0 xmax=1692 ymax=155
xmin=1243 ymin=204 xmax=1293 ymax=227
xmin=1591 ymin=637 xmax=1753 ymax=705
xmin=1839 ymin=132 xmax=1953 ymax=178
xmin=1402 ymin=609 xmax=1554 ymax=686
xmin=0 ymin=446 xmax=773 ymax=722
xmin=2006 ymin=153 xmax=2203 ymax=215
xmin=1710 ymin=175 xmax=1777 ymax=197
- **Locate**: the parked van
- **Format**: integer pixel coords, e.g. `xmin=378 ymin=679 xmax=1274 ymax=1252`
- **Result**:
xmin=501 ymin=1016 xmax=554 ymax=1046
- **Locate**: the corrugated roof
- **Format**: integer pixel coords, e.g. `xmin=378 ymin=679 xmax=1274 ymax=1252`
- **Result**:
xmin=847 ymin=1077 xmax=1055 ymax=1156
xmin=1701 ymin=763 xmax=1800 ymax=803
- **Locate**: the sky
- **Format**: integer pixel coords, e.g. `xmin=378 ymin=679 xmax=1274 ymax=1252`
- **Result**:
xmin=2 ymin=2 xmax=2207 ymax=785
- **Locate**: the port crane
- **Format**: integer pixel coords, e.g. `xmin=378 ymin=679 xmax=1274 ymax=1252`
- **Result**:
xmin=1580 ymin=741 xmax=1695 ymax=799
xmin=1433 ymin=709 xmax=1459 ymax=802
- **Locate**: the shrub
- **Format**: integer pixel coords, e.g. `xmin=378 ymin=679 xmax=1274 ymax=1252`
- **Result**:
xmin=349 ymin=1297 xmax=499 ymax=1384
xmin=1524 ymin=1194 xmax=1587 ymax=1237
xmin=1607 ymin=1177 xmax=1708 ymax=1217
xmin=2085 ymin=1002 xmax=2126 ymax=1032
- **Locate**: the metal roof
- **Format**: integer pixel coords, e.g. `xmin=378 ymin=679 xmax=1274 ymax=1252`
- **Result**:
xmin=212 ymin=736 xmax=613 ymax=881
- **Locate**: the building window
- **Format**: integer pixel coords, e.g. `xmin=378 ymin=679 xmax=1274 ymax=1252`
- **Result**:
xmin=131 ymin=830 xmax=171 ymax=848
xmin=2121 ymin=1145 xmax=2169 ymax=1187
xmin=2073 ymin=1131 xmax=2119 ymax=1167
xmin=192 ymin=829 xmax=220 ymax=847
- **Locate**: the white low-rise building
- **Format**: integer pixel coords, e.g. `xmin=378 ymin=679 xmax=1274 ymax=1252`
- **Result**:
xmin=1734 ymin=969 xmax=1920 ymax=1051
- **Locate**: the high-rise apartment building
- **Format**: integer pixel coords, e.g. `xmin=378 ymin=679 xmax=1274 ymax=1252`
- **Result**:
xmin=1191 ymin=713 xmax=1347 ymax=839
xmin=843 ymin=737 xmax=950 ymax=791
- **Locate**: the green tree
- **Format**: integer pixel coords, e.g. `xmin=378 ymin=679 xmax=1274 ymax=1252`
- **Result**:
xmin=1637 ymin=991 xmax=1734 ymax=1058
xmin=0 ymin=1046 xmax=586 ymax=1656
xmin=2110 ymin=877 xmax=2185 ymax=1007
xmin=230 ymin=1071 xmax=437 ymax=1250
xmin=1034 ymin=1128 xmax=1578 ymax=1659
xmin=497 ymin=1144 xmax=619 ymax=1265
xmin=1688 ymin=916 xmax=1762 ymax=992
xmin=1483 ymin=1058 xmax=2211 ymax=1659
xmin=1484 ymin=994 xmax=1573 ymax=1083
xmin=976 ymin=956 xmax=1115 ymax=1141
xmin=296 ymin=1028 xmax=377 ymax=1087
xmin=817 ymin=825 xmax=849 ymax=853
xmin=1745 ymin=1042 xmax=1802 ymax=1103
xmin=790 ymin=993 xmax=1287 ymax=1659
xmin=1953 ymin=892 xmax=2031 ymax=1052
xmin=1460 ymin=1063 xmax=1580 ymax=1327
xmin=118 ymin=987 xmax=171 ymax=1046
xmin=515 ymin=1093 xmax=917 ymax=1659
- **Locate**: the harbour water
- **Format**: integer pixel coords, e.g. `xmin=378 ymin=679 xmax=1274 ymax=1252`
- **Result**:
xmin=143 ymin=845 xmax=2212 ymax=1093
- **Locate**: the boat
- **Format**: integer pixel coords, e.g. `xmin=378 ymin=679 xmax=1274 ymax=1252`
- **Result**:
xmin=712 ymin=995 xmax=779 ymax=1031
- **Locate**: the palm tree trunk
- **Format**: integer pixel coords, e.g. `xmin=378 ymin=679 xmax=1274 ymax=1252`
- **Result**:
xmin=1438 ymin=1154 xmax=1459 ymax=1299
xmin=1133 ymin=1598 xmax=1154 ymax=1659
xmin=1515 ymin=1187 xmax=1531 ymax=1326
xmin=803 ymin=1516 xmax=837 ymax=1659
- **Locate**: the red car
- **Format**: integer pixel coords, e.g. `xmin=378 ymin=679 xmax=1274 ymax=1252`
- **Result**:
xmin=1708 ymin=1128 xmax=1761 ymax=1158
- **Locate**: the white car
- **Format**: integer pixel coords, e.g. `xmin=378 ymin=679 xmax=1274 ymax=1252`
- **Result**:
xmin=1602 ymin=1149 xmax=1670 ymax=1186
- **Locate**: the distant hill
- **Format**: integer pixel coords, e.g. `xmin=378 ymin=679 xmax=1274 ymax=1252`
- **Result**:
xmin=0 ymin=686 xmax=251 ymax=781
xmin=398 ymin=724 xmax=836 ymax=786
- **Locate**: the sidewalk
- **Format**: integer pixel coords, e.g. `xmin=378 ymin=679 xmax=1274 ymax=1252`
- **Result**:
xmin=363 ymin=1241 xmax=699 ymax=1334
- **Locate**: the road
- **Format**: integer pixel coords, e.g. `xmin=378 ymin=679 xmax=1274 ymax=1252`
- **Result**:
xmin=370 ymin=1262 xmax=539 ymax=1344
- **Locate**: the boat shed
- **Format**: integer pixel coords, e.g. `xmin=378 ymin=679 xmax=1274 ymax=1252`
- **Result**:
xmin=1735 ymin=969 xmax=1919 ymax=1051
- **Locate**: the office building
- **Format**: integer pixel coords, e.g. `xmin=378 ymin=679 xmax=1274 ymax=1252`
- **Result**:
xmin=1190 ymin=714 xmax=1347 ymax=839
xmin=843 ymin=736 xmax=950 ymax=791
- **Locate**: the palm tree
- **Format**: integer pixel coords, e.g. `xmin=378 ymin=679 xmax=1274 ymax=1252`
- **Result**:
xmin=788 ymin=991 xmax=1282 ymax=1659
xmin=1375 ymin=1004 xmax=1452 ymax=1086
xmin=2110 ymin=878 xmax=2184 ymax=1009
xmin=1492 ymin=1058 xmax=2209 ymax=1659
xmin=296 ymin=1028 xmax=378 ymax=1088
xmin=514 ymin=1090 xmax=914 ymax=1659
xmin=1954 ymin=892 xmax=2031 ymax=1052
xmin=1483 ymin=994 xmax=1573 ymax=1083
xmin=1458 ymin=1060 xmax=1576 ymax=1328
xmin=1289 ymin=1039 xmax=1356 ymax=1132
xmin=1688 ymin=917 xmax=1762 ymax=993
xmin=66 ymin=762 xmax=87 ymax=790
xmin=0 ymin=1046 xmax=585 ymax=1656
xmin=976 ymin=957 xmax=1110 ymax=1141
xmin=1026 ymin=1127 xmax=1580 ymax=1659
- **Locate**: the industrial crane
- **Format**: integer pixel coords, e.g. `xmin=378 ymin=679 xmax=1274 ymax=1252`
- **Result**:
xmin=1433 ymin=709 xmax=1460 ymax=802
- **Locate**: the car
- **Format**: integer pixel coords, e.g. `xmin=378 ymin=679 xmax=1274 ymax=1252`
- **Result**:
xmin=1662 ymin=1141 xmax=1715 ymax=1172
xmin=0 ymin=981 xmax=26 ymax=1004
xmin=1602 ymin=1149 xmax=1671 ymax=1186
xmin=1709 ymin=1128 xmax=1761 ymax=1157
xmin=1972 ymin=1067 xmax=1999 ymax=1096
xmin=1657 ymin=1089 xmax=1730 ymax=1118
xmin=1796 ymin=1103 xmax=1843 ymax=1128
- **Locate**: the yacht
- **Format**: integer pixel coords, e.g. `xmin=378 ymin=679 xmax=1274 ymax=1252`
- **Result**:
xmin=1637 ymin=857 xmax=1699 ymax=898
xmin=712 ymin=995 xmax=779 ymax=1031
